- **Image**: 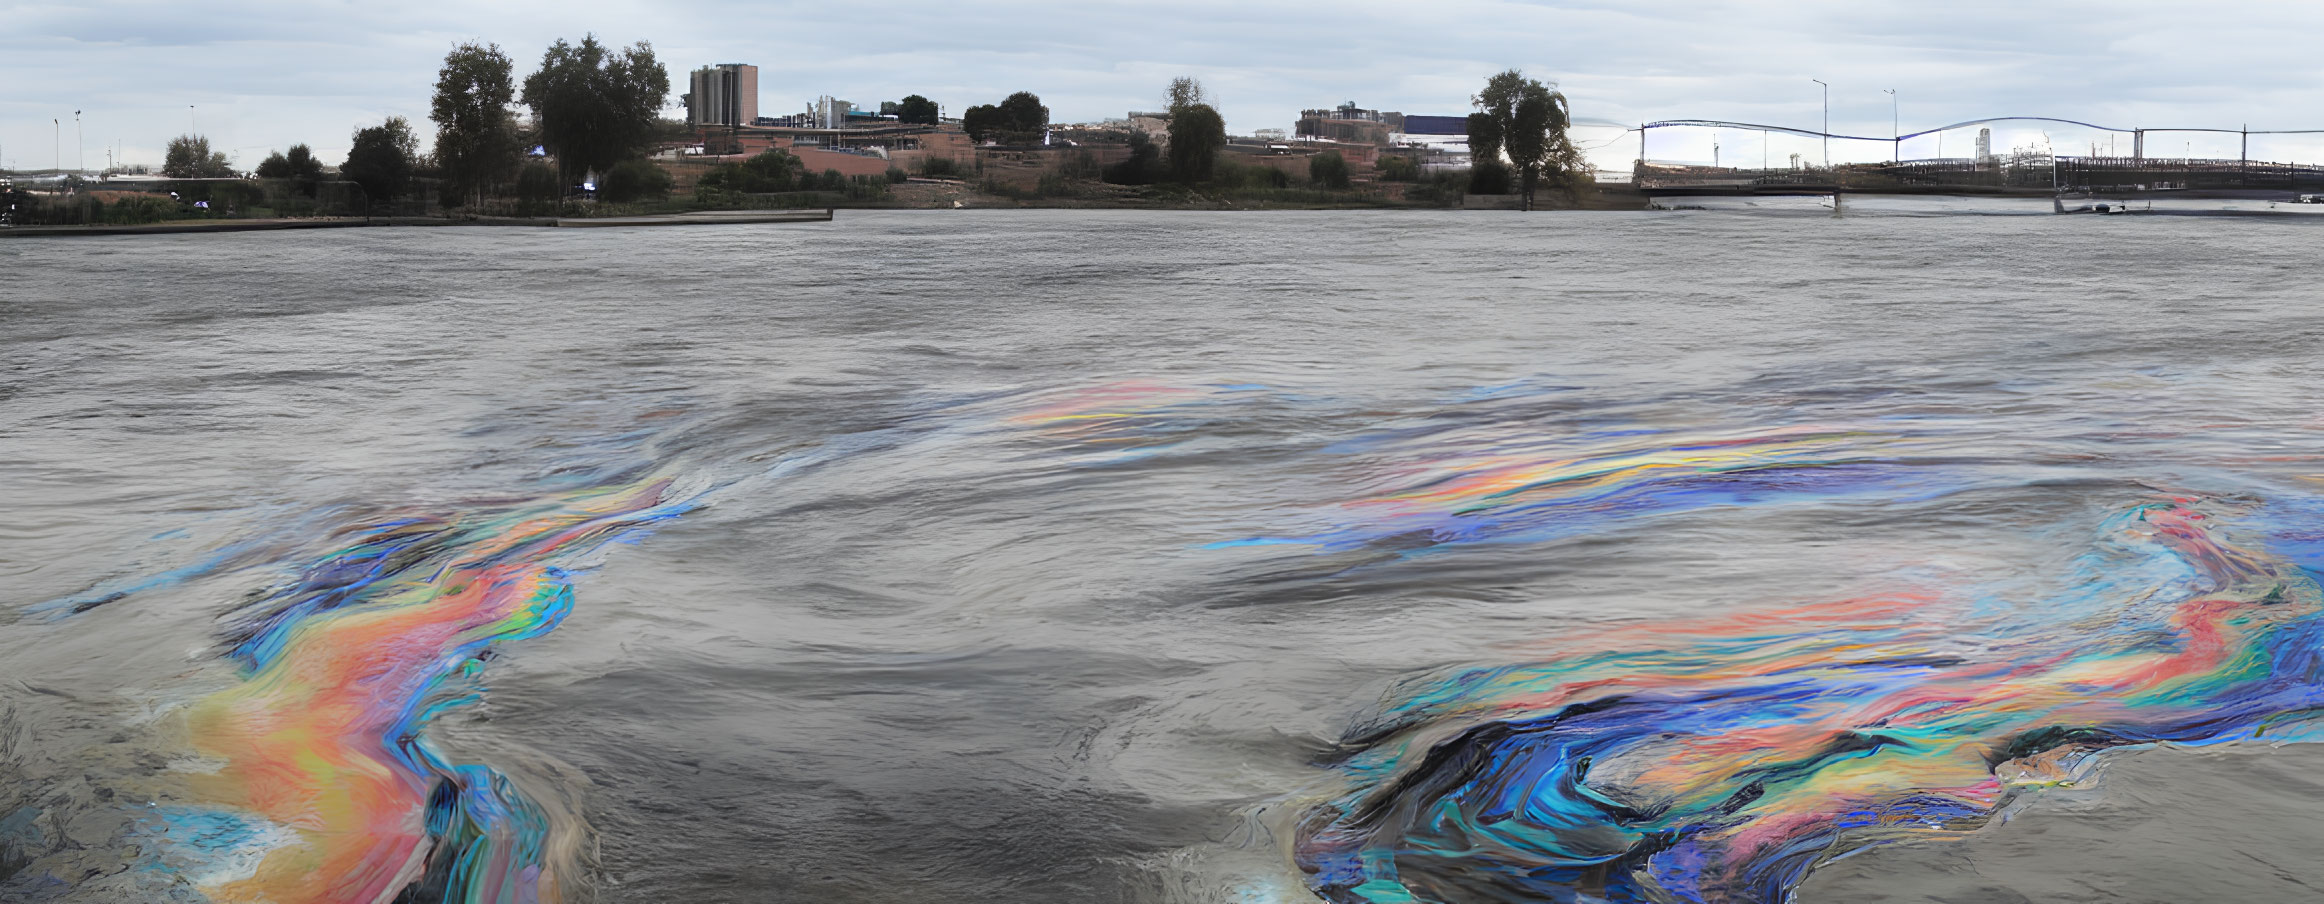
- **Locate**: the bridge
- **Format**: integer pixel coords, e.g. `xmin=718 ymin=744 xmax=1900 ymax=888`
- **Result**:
xmin=1627 ymin=116 xmax=2324 ymax=198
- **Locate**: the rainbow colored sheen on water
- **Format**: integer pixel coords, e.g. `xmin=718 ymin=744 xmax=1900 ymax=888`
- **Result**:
xmin=1290 ymin=485 xmax=2324 ymax=904
xmin=167 ymin=478 xmax=690 ymax=904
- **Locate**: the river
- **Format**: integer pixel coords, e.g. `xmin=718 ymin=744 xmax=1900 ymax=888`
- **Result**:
xmin=5 ymin=210 xmax=2323 ymax=903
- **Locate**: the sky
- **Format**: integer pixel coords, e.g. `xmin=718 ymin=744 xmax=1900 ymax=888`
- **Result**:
xmin=8 ymin=0 xmax=2324 ymax=174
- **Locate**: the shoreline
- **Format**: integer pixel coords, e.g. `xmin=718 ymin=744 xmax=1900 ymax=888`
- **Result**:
xmin=0 ymin=208 xmax=833 ymax=237
xmin=14 ymin=192 xmax=2324 ymax=237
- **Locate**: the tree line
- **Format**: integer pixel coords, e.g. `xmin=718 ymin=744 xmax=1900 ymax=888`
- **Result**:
xmin=145 ymin=50 xmax=1583 ymax=211
xmin=152 ymin=34 xmax=673 ymax=210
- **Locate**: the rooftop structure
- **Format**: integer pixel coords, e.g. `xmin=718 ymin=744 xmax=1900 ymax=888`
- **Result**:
xmin=815 ymin=97 xmax=854 ymax=130
xmin=1297 ymin=101 xmax=1405 ymax=144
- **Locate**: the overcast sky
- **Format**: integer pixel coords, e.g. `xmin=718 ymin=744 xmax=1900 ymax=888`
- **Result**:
xmin=8 ymin=0 xmax=2324 ymax=173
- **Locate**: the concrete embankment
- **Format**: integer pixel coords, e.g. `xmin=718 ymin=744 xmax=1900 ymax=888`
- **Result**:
xmin=2 ymin=209 xmax=833 ymax=238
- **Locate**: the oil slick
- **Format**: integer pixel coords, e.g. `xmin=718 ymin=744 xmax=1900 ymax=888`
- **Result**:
xmin=159 ymin=478 xmax=689 ymax=904
xmin=1209 ymin=426 xmax=1924 ymax=554
xmin=1291 ymin=499 xmax=2324 ymax=903
xmin=14 ymin=375 xmax=2324 ymax=904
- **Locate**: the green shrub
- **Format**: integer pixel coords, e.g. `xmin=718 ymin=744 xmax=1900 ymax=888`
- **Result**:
xmin=1035 ymin=171 xmax=1079 ymax=198
xmin=1309 ymin=151 xmax=1352 ymax=189
xmin=106 ymin=194 xmax=179 ymax=224
xmin=846 ymin=174 xmax=891 ymax=200
xmin=1377 ymin=155 xmax=1421 ymax=181
xmin=1468 ymin=159 xmax=1513 ymax=195
xmin=1402 ymin=169 xmax=1472 ymax=205
xmin=516 ymin=161 xmax=561 ymax=214
xmin=1213 ymin=159 xmax=1292 ymax=190
xmin=1103 ymin=133 xmax=1164 ymax=185
xmin=918 ymin=156 xmax=968 ymax=178
xmin=885 ymin=165 xmax=910 ymax=184
xmin=598 ymin=159 xmax=673 ymax=203
xmin=698 ymin=149 xmax=809 ymax=197
xmin=977 ymin=177 xmax=1036 ymax=200
xmin=1060 ymin=149 xmax=1102 ymax=180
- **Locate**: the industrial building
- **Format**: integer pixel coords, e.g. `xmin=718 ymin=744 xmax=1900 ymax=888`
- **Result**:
xmin=1297 ymin=102 xmax=1403 ymax=143
xmin=687 ymin=64 xmax=759 ymax=127
xmin=815 ymin=97 xmax=854 ymax=130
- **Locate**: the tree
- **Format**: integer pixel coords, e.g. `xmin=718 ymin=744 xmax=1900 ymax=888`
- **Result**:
xmin=343 ymin=116 xmax=420 ymax=202
xmin=256 ymin=144 xmax=324 ymax=196
xmin=1471 ymin=69 xmax=1582 ymax=210
xmin=1310 ymin=150 xmax=1351 ymax=189
xmin=962 ymin=92 xmax=1045 ymax=144
xmin=1167 ymin=104 xmax=1226 ymax=183
xmin=1166 ymin=77 xmax=1207 ymax=111
xmin=432 ymin=42 xmax=521 ymax=208
xmin=163 ymin=135 xmax=234 ymax=178
xmin=284 ymin=144 xmax=321 ymax=181
xmin=996 ymin=91 xmax=1048 ymax=141
xmin=520 ymin=35 xmax=671 ymax=184
xmin=1161 ymin=76 xmax=1226 ymax=183
xmin=896 ymin=94 xmax=939 ymax=125
xmin=515 ymin=160 xmax=561 ymax=214
xmin=1465 ymin=112 xmax=1501 ymax=172
xmin=961 ymin=104 xmax=1002 ymax=144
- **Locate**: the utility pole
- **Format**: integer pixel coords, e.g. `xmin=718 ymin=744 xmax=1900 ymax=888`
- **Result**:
xmin=1883 ymin=89 xmax=1896 ymax=163
xmin=75 ymin=111 xmax=83 ymax=175
xmin=53 ymin=118 xmax=60 ymax=176
xmin=1810 ymin=79 xmax=1829 ymax=168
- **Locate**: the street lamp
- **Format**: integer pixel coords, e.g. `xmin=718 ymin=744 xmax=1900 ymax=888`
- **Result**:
xmin=75 ymin=110 xmax=83 ymax=175
xmin=1810 ymin=79 xmax=1828 ymax=168
xmin=1882 ymin=89 xmax=1896 ymax=163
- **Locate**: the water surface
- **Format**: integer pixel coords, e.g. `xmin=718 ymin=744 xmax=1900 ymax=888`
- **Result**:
xmin=4 ymin=210 xmax=2323 ymax=903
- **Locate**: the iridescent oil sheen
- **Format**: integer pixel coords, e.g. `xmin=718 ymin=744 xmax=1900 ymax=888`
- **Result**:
xmin=174 ymin=479 xmax=689 ymax=904
xmin=1285 ymin=438 xmax=2324 ymax=904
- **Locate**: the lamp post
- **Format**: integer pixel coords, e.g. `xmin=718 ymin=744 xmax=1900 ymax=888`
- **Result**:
xmin=1882 ymin=89 xmax=1896 ymax=162
xmin=1810 ymin=79 xmax=1828 ymax=168
xmin=75 ymin=110 xmax=83 ymax=175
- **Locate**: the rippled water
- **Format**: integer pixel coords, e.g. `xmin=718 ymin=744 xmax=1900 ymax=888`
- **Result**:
xmin=5 ymin=210 xmax=2324 ymax=904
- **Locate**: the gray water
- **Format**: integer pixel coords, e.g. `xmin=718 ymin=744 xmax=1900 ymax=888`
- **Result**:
xmin=5 ymin=210 xmax=2324 ymax=904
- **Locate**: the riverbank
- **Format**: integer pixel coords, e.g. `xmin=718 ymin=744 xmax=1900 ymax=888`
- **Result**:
xmin=0 ymin=208 xmax=833 ymax=237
